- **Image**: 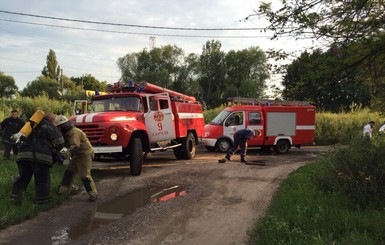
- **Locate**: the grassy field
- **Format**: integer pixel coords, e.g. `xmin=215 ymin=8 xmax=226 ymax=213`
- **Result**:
xmin=0 ymin=157 xmax=72 ymax=229
xmin=249 ymin=136 xmax=385 ymax=244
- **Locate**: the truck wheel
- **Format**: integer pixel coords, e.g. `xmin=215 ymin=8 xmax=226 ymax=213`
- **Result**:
xmin=273 ymin=140 xmax=291 ymax=154
xmin=216 ymin=138 xmax=231 ymax=153
xmin=174 ymin=132 xmax=196 ymax=159
xmin=205 ymin=146 xmax=216 ymax=152
xmin=130 ymin=137 xmax=143 ymax=176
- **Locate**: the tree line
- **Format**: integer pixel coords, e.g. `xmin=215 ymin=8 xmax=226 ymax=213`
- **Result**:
xmin=0 ymin=40 xmax=269 ymax=110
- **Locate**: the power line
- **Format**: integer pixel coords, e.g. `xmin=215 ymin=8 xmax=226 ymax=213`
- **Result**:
xmin=0 ymin=18 xmax=275 ymax=39
xmin=0 ymin=9 xmax=268 ymax=31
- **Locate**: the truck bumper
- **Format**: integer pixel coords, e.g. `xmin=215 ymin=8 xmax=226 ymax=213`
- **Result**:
xmin=93 ymin=145 xmax=123 ymax=153
xmin=201 ymin=138 xmax=217 ymax=147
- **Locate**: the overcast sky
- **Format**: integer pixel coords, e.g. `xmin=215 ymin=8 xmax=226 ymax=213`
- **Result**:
xmin=0 ymin=0 xmax=314 ymax=90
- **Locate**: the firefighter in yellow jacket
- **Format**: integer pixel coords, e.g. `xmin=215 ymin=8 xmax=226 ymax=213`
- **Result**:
xmin=54 ymin=115 xmax=98 ymax=202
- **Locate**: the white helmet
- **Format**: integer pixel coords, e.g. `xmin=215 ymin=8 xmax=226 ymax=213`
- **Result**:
xmin=54 ymin=115 xmax=69 ymax=126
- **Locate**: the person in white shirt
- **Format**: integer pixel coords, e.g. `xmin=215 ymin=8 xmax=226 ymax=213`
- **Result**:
xmin=363 ymin=121 xmax=375 ymax=138
xmin=379 ymin=121 xmax=385 ymax=133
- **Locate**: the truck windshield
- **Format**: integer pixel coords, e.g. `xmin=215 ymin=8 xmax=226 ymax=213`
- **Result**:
xmin=93 ymin=97 xmax=141 ymax=112
xmin=210 ymin=110 xmax=231 ymax=125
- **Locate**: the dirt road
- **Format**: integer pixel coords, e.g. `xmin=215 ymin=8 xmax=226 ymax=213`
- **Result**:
xmin=0 ymin=146 xmax=329 ymax=245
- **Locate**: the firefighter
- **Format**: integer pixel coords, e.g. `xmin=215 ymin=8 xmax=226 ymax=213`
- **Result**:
xmin=0 ymin=109 xmax=25 ymax=160
xmin=54 ymin=115 xmax=98 ymax=202
xmin=10 ymin=111 xmax=64 ymax=204
xmin=225 ymin=128 xmax=258 ymax=163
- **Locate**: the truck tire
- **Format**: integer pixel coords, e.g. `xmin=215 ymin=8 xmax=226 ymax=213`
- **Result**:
xmin=216 ymin=138 xmax=231 ymax=153
xmin=130 ymin=137 xmax=143 ymax=176
xmin=173 ymin=132 xmax=196 ymax=159
xmin=273 ymin=140 xmax=291 ymax=154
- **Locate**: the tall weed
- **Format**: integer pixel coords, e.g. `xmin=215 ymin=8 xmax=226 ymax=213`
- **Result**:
xmin=315 ymin=109 xmax=383 ymax=145
xmin=312 ymin=136 xmax=385 ymax=209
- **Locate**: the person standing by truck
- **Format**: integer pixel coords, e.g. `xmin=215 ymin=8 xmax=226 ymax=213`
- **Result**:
xmin=54 ymin=115 xmax=98 ymax=202
xmin=0 ymin=109 xmax=25 ymax=160
xmin=225 ymin=128 xmax=258 ymax=163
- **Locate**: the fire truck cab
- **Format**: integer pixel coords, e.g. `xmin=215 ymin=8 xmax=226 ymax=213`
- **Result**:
xmin=70 ymin=81 xmax=205 ymax=176
xmin=203 ymin=98 xmax=316 ymax=154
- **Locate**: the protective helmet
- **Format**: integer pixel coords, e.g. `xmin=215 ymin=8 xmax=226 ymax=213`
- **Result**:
xmin=54 ymin=115 xmax=69 ymax=126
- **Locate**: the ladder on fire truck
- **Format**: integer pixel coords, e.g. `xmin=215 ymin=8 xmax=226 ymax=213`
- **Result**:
xmin=227 ymin=97 xmax=313 ymax=106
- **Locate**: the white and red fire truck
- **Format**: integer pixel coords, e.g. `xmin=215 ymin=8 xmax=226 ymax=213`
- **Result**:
xmin=70 ymin=81 xmax=205 ymax=176
xmin=202 ymin=98 xmax=316 ymax=154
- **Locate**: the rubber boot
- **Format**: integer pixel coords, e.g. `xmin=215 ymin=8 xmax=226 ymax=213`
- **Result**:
xmin=58 ymin=170 xmax=74 ymax=194
xmin=241 ymin=155 xmax=247 ymax=163
xmin=82 ymin=178 xmax=97 ymax=202
xmin=225 ymin=152 xmax=232 ymax=161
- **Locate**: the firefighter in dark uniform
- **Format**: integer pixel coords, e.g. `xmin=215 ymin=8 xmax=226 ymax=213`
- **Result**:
xmin=54 ymin=115 xmax=98 ymax=202
xmin=225 ymin=128 xmax=258 ymax=163
xmin=0 ymin=109 xmax=25 ymax=160
xmin=10 ymin=112 xmax=64 ymax=204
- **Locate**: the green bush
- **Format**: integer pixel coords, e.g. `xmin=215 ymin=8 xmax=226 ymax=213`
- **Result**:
xmin=312 ymin=136 xmax=385 ymax=209
xmin=203 ymin=104 xmax=227 ymax=124
xmin=0 ymin=94 xmax=73 ymax=121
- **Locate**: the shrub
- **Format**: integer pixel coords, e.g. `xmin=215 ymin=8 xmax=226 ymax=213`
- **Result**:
xmin=0 ymin=94 xmax=73 ymax=121
xmin=312 ymin=135 xmax=385 ymax=209
xmin=203 ymin=104 xmax=227 ymax=124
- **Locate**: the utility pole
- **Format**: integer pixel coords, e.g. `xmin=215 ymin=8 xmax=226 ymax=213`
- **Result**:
xmin=149 ymin=36 xmax=156 ymax=49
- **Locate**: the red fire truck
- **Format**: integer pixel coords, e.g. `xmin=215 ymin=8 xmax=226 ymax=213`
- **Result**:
xmin=70 ymin=81 xmax=205 ymax=176
xmin=202 ymin=98 xmax=316 ymax=154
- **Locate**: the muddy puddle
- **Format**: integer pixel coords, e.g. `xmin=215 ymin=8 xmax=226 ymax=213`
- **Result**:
xmin=51 ymin=185 xmax=187 ymax=244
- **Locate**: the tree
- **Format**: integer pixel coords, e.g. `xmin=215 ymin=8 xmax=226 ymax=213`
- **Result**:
xmin=21 ymin=76 xmax=60 ymax=99
xmin=253 ymin=0 xmax=385 ymax=111
xmin=224 ymin=47 xmax=269 ymax=99
xmin=0 ymin=72 xmax=18 ymax=97
xmin=117 ymin=45 xmax=184 ymax=89
xmin=42 ymin=49 xmax=61 ymax=81
xmin=197 ymin=40 xmax=227 ymax=109
xmin=172 ymin=53 xmax=201 ymax=100
xmin=71 ymin=74 xmax=106 ymax=92
xmin=255 ymin=0 xmax=385 ymax=45
xmin=282 ymin=48 xmax=371 ymax=112
xmin=117 ymin=41 xmax=269 ymax=109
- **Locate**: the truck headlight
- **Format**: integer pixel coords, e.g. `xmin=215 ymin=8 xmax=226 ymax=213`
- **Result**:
xmin=110 ymin=133 xmax=118 ymax=141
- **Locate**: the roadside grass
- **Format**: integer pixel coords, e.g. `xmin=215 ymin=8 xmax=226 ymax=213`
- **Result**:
xmin=249 ymin=138 xmax=385 ymax=244
xmin=0 ymin=157 xmax=71 ymax=229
